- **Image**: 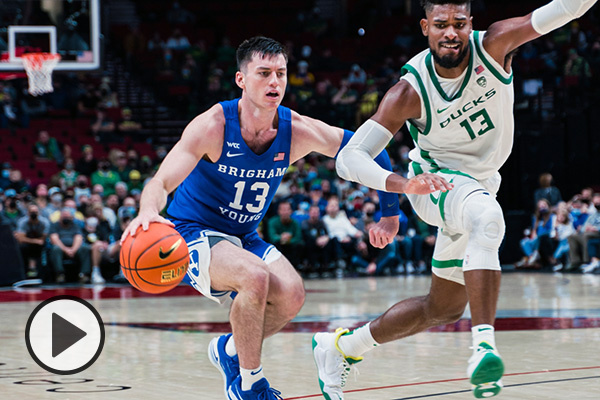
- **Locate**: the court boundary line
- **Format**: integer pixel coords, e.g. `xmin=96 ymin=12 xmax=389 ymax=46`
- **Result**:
xmin=285 ymin=366 xmax=600 ymax=399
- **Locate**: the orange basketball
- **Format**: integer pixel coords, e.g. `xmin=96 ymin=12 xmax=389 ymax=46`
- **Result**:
xmin=119 ymin=222 xmax=189 ymax=294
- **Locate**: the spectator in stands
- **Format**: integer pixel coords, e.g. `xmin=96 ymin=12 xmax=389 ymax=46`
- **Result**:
xmin=6 ymin=169 xmax=28 ymax=194
xmin=289 ymin=60 xmax=316 ymax=88
xmin=50 ymin=198 xmax=85 ymax=227
xmin=34 ymin=184 xmax=49 ymax=216
xmin=14 ymin=203 xmax=50 ymax=278
xmin=110 ymin=150 xmax=131 ymax=182
xmin=118 ymin=108 xmax=142 ymax=134
xmin=110 ymin=212 xmax=131 ymax=283
xmin=115 ymin=182 xmax=129 ymax=203
xmin=165 ymin=29 xmax=191 ymax=51
xmin=91 ymin=107 xmax=117 ymax=143
xmin=568 ymin=195 xmax=600 ymax=271
xmin=54 ymin=158 xmax=79 ymax=190
xmin=49 ymin=207 xmax=91 ymax=283
xmin=534 ymin=172 xmax=562 ymax=208
xmin=569 ymin=196 xmax=589 ymax=232
xmin=1 ymin=91 xmax=19 ymax=128
xmin=551 ymin=208 xmax=575 ymax=271
xmin=82 ymin=213 xmax=110 ymax=284
xmin=0 ymin=162 xmax=11 ymax=190
xmin=128 ymin=170 xmax=143 ymax=192
xmin=268 ymin=201 xmax=304 ymax=268
xmin=301 ymin=205 xmax=334 ymax=276
xmin=355 ymin=79 xmax=379 ymax=126
xmin=347 ymin=63 xmax=367 ymax=86
xmin=75 ymin=144 xmax=98 ymax=177
xmin=518 ymin=199 xmax=556 ymax=269
xmin=1 ymin=189 xmax=24 ymax=230
xmin=32 ymin=130 xmax=63 ymax=163
xmin=308 ymin=183 xmax=328 ymax=216
xmin=44 ymin=187 xmax=63 ymax=219
xmin=73 ymin=175 xmax=91 ymax=205
xmin=323 ymin=195 xmax=362 ymax=272
xmin=117 ymin=197 xmax=138 ymax=222
xmin=564 ymin=48 xmax=592 ymax=98
xmin=91 ymin=159 xmax=120 ymax=196
xmin=351 ymin=217 xmax=400 ymax=276
xmin=78 ymin=84 xmax=101 ymax=116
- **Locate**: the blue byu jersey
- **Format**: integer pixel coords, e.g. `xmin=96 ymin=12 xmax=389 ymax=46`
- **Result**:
xmin=167 ymin=98 xmax=291 ymax=235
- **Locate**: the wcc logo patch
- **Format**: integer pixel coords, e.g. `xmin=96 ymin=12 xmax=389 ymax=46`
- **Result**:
xmin=477 ymin=76 xmax=487 ymax=87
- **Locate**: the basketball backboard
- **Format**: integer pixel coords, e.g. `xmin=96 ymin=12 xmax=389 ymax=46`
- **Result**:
xmin=0 ymin=0 xmax=100 ymax=71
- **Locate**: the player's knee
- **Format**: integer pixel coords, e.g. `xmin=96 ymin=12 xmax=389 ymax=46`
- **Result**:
xmin=240 ymin=261 xmax=270 ymax=301
xmin=271 ymin=274 xmax=305 ymax=319
xmin=464 ymin=194 xmax=505 ymax=250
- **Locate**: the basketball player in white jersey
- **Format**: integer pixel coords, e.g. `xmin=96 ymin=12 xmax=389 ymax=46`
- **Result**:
xmin=312 ymin=0 xmax=598 ymax=398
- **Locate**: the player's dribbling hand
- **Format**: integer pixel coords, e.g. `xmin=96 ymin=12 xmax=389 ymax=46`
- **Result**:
xmin=120 ymin=209 xmax=175 ymax=244
xmin=403 ymin=173 xmax=453 ymax=195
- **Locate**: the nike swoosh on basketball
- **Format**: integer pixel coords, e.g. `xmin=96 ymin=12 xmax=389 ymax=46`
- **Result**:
xmin=159 ymin=238 xmax=182 ymax=259
xmin=226 ymin=151 xmax=244 ymax=157
xmin=437 ymin=106 xmax=450 ymax=113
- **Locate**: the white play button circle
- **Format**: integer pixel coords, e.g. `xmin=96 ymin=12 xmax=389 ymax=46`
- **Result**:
xmin=25 ymin=295 xmax=105 ymax=375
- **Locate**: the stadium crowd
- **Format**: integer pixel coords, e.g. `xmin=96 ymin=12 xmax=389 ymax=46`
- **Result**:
xmin=2 ymin=0 xmax=600 ymax=284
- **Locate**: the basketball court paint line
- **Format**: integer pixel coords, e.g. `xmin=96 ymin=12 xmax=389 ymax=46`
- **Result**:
xmin=107 ymin=317 xmax=600 ymax=333
xmin=284 ymin=366 xmax=600 ymax=400
xmin=0 ymin=286 xmax=335 ymax=303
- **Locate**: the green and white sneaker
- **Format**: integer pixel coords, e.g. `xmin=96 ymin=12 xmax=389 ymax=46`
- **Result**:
xmin=312 ymin=328 xmax=362 ymax=400
xmin=467 ymin=342 xmax=504 ymax=398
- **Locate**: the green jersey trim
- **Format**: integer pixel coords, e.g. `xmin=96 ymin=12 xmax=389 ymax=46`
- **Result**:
xmin=432 ymin=258 xmax=464 ymax=268
xmin=425 ymin=40 xmax=474 ymax=102
xmin=473 ymin=31 xmax=513 ymax=85
xmin=401 ymin=64 xmax=432 ymax=136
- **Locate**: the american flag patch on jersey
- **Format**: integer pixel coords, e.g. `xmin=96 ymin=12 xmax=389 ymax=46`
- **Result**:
xmin=475 ymin=65 xmax=485 ymax=75
xmin=273 ymin=152 xmax=285 ymax=161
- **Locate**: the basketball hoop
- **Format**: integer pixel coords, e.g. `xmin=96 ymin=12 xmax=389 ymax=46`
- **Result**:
xmin=22 ymin=52 xmax=61 ymax=96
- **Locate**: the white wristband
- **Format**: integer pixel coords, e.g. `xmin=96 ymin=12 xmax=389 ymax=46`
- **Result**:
xmin=336 ymin=119 xmax=393 ymax=192
xmin=531 ymin=0 xmax=597 ymax=35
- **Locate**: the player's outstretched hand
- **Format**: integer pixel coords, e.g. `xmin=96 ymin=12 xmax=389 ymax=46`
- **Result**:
xmin=120 ymin=210 xmax=175 ymax=244
xmin=403 ymin=173 xmax=453 ymax=195
xmin=369 ymin=216 xmax=399 ymax=249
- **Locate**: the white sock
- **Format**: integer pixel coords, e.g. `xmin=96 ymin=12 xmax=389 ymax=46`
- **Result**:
xmin=225 ymin=335 xmax=237 ymax=357
xmin=92 ymin=266 xmax=101 ymax=273
xmin=337 ymin=323 xmax=379 ymax=358
xmin=472 ymin=324 xmax=496 ymax=350
xmin=240 ymin=365 xmax=264 ymax=391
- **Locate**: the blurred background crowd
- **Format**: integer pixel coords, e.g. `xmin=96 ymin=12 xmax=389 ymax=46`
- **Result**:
xmin=1 ymin=0 xmax=600 ymax=285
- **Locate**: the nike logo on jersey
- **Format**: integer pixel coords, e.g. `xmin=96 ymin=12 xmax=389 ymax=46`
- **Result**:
xmin=159 ymin=238 xmax=182 ymax=259
xmin=226 ymin=151 xmax=244 ymax=157
xmin=437 ymin=106 xmax=450 ymax=114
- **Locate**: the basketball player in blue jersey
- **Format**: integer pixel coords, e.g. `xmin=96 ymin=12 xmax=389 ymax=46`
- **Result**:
xmin=312 ymin=1 xmax=597 ymax=399
xmin=121 ymin=36 xmax=450 ymax=400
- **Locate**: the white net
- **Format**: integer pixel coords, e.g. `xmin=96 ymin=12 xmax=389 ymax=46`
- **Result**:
xmin=22 ymin=53 xmax=61 ymax=96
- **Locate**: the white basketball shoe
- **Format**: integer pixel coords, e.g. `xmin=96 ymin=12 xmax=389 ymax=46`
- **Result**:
xmin=312 ymin=328 xmax=362 ymax=400
xmin=467 ymin=341 xmax=504 ymax=398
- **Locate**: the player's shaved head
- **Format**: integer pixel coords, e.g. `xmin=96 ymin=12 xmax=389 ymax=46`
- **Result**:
xmin=420 ymin=0 xmax=472 ymax=14
xmin=236 ymin=36 xmax=288 ymax=72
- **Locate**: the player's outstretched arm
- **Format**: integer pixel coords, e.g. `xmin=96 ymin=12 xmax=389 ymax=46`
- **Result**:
xmin=483 ymin=0 xmax=597 ymax=67
xmin=336 ymin=80 xmax=453 ymax=195
xmin=120 ymin=105 xmax=224 ymax=242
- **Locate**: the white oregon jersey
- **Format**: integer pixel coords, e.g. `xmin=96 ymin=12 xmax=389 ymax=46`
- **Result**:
xmin=401 ymin=31 xmax=514 ymax=181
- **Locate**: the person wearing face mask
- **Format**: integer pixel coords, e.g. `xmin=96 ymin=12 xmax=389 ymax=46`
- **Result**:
xmin=14 ymin=204 xmax=50 ymax=277
xmin=517 ymin=199 xmax=556 ymax=269
xmin=1 ymin=189 xmax=24 ymax=231
xmin=54 ymin=158 xmax=79 ymax=190
xmin=568 ymin=192 xmax=600 ymax=272
xmin=91 ymin=159 xmax=119 ymax=196
xmin=48 ymin=208 xmax=91 ymax=284
xmin=0 ymin=162 xmax=12 ymax=190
